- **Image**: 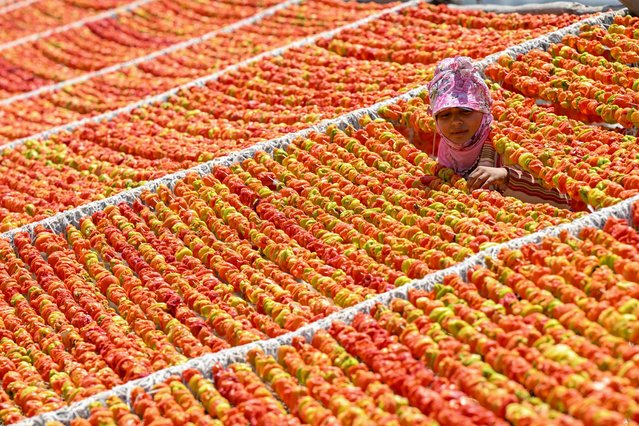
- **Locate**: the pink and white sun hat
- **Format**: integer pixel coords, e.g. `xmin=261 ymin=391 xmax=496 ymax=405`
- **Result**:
xmin=427 ymin=56 xmax=492 ymax=116
xmin=426 ymin=56 xmax=494 ymax=175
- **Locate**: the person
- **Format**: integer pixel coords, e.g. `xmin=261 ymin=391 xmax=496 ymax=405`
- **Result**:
xmin=426 ymin=56 xmax=578 ymax=210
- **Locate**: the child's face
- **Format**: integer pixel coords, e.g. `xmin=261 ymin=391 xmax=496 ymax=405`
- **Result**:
xmin=436 ymin=107 xmax=484 ymax=146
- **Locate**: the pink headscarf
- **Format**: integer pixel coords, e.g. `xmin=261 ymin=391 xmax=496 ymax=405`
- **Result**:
xmin=427 ymin=56 xmax=493 ymax=176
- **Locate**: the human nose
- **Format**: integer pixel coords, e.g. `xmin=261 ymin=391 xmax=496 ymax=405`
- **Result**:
xmin=450 ymin=113 xmax=464 ymax=126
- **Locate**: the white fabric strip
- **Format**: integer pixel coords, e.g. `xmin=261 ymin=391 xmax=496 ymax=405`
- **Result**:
xmin=0 ymin=0 xmax=37 ymax=15
xmin=0 ymin=0 xmax=155 ymax=52
xmin=0 ymin=0 xmax=304 ymax=106
xmin=2 ymin=0 xmax=424 ymax=151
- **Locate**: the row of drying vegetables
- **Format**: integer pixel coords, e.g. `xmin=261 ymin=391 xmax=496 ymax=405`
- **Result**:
xmin=0 ymin=0 xmax=327 ymax=98
xmin=6 ymin=66 xmax=636 ymax=231
xmin=0 ymin=2 xmax=586 ymax=141
xmin=0 ymin=3 xmax=606 ymax=231
xmin=0 ymin=115 xmax=584 ymax=422
xmin=9 ymin=207 xmax=639 ymax=425
xmin=1 ymin=2 xmax=638 ymax=425
xmin=380 ymin=82 xmax=639 ymax=211
xmin=0 ymin=0 xmax=134 ymax=44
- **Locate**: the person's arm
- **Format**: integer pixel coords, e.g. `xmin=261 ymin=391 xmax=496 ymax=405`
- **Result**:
xmin=478 ymin=141 xmax=497 ymax=168
xmin=490 ymin=147 xmax=555 ymax=192
xmin=502 ymin=164 xmax=577 ymax=210
xmin=503 ymin=165 xmax=536 ymax=186
xmin=471 ymin=140 xmax=581 ymax=210
xmin=478 ymin=140 xmax=544 ymax=182
xmin=468 ymin=142 xmax=506 ymax=189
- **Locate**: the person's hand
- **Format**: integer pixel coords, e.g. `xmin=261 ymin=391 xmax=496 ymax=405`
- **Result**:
xmin=467 ymin=166 xmax=508 ymax=191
